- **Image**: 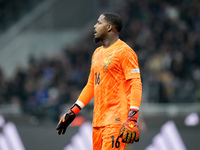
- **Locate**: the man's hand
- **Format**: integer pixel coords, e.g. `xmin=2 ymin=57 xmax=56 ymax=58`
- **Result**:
xmin=56 ymin=111 xmax=76 ymax=135
xmin=56 ymin=104 xmax=81 ymax=135
xmin=119 ymin=108 xmax=139 ymax=143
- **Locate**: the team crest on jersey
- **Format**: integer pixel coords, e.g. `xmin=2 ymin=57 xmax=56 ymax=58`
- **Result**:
xmin=103 ymin=54 xmax=112 ymax=67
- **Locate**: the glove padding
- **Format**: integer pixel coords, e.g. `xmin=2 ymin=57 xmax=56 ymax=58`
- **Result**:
xmin=56 ymin=111 xmax=76 ymax=135
xmin=119 ymin=108 xmax=139 ymax=143
xmin=119 ymin=119 xmax=139 ymax=143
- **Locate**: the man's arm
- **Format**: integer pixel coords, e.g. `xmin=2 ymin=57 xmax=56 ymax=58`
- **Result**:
xmin=56 ymin=80 xmax=94 ymax=135
xmin=119 ymin=78 xmax=142 ymax=143
xmin=56 ymin=60 xmax=95 ymax=135
xmin=129 ymin=77 xmax=142 ymax=109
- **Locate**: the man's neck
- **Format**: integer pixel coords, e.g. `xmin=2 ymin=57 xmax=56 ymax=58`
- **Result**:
xmin=102 ymin=35 xmax=119 ymax=49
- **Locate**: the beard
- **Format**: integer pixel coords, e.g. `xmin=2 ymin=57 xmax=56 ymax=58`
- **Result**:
xmin=94 ymin=37 xmax=100 ymax=43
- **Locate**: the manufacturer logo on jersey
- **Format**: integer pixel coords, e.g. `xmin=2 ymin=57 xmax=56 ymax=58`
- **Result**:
xmin=131 ymin=69 xmax=140 ymax=73
xmin=115 ymin=118 xmax=120 ymax=121
xmin=103 ymin=54 xmax=112 ymax=68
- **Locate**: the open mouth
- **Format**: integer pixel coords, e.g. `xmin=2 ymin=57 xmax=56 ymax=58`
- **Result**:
xmin=94 ymin=30 xmax=97 ymax=35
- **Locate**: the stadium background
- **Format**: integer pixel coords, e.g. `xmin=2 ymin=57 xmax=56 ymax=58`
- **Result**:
xmin=0 ymin=0 xmax=200 ymax=149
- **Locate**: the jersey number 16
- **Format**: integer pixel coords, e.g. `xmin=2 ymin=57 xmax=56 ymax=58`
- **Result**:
xmin=95 ymin=72 xmax=100 ymax=85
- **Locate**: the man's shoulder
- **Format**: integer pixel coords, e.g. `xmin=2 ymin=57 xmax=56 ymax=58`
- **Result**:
xmin=115 ymin=40 xmax=134 ymax=54
xmin=92 ymin=46 xmax=103 ymax=59
xmin=93 ymin=46 xmax=102 ymax=56
xmin=114 ymin=41 xmax=138 ymax=59
xmin=116 ymin=40 xmax=133 ymax=50
xmin=94 ymin=46 xmax=103 ymax=52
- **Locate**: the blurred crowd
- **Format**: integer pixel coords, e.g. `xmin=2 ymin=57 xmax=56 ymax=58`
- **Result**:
xmin=118 ymin=0 xmax=200 ymax=104
xmin=0 ymin=0 xmax=200 ymax=121
xmin=0 ymin=0 xmax=44 ymax=33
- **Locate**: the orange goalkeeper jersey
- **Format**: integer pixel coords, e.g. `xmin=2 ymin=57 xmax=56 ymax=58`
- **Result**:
xmin=88 ymin=39 xmax=141 ymax=127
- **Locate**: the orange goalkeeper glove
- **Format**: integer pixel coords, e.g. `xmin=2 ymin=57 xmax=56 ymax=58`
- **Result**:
xmin=56 ymin=104 xmax=81 ymax=135
xmin=119 ymin=108 xmax=139 ymax=143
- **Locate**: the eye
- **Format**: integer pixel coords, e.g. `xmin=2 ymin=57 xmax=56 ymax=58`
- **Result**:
xmin=97 ymin=21 xmax=102 ymax=24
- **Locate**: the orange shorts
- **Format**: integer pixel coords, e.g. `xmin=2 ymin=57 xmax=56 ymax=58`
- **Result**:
xmin=93 ymin=125 xmax=127 ymax=150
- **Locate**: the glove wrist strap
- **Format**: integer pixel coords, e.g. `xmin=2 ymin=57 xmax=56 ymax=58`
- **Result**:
xmin=70 ymin=104 xmax=81 ymax=115
xmin=128 ymin=108 xmax=139 ymax=121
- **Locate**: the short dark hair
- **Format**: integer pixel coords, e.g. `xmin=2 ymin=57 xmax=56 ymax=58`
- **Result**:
xmin=103 ymin=12 xmax=123 ymax=32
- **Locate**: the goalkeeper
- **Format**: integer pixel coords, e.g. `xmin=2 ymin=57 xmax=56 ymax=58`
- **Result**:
xmin=56 ymin=12 xmax=142 ymax=150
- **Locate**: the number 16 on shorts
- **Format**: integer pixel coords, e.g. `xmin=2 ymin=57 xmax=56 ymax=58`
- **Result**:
xmin=111 ymin=136 xmax=120 ymax=148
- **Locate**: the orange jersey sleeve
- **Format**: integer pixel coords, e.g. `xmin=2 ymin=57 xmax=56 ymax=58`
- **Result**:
xmin=77 ymin=55 xmax=95 ymax=106
xmin=120 ymin=42 xmax=142 ymax=109
xmin=129 ymin=78 xmax=142 ymax=108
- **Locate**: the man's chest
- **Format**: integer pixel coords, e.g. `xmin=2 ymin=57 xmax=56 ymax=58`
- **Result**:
xmin=92 ymin=50 xmax=121 ymax=73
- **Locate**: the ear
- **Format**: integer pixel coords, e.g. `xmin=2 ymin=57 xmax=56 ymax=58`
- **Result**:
xmin=107 ymin=24 xmax=112 ymax=32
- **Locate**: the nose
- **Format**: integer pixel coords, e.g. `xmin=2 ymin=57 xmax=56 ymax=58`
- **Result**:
xmin=94 ymin=23 xmax=97 ymax=28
